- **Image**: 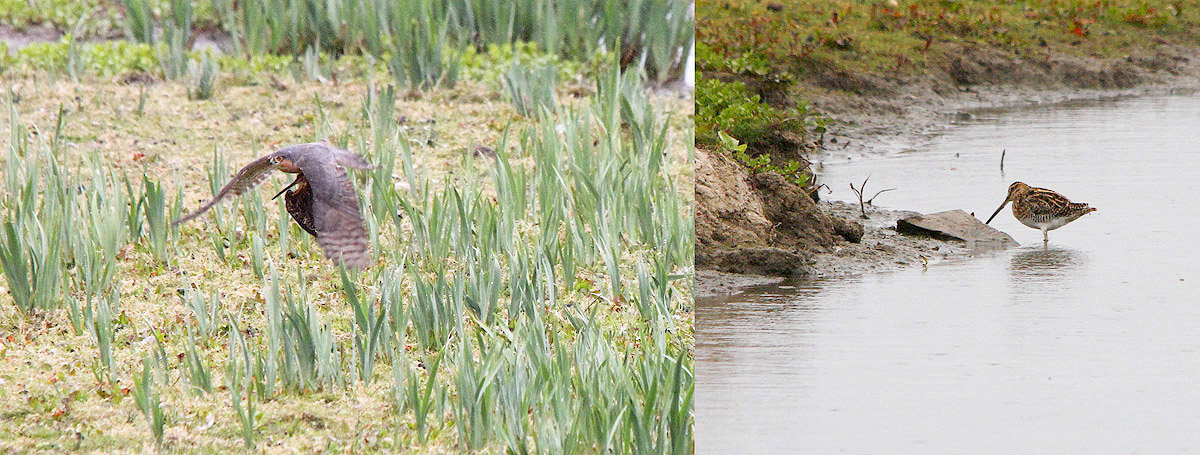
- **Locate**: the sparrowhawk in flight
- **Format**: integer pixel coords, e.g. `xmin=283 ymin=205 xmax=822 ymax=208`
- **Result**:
xmin=172 ymin=141 xmax=373 ymax=269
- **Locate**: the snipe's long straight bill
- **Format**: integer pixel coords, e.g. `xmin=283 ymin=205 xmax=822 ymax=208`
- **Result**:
xmin=985 ymin=199 xmax=1009 ymax=224
xmin=272 ymin=176 xmax=301 ymax=200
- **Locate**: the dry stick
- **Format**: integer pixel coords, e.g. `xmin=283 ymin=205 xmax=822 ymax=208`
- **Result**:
xmin=850 ymin=176 xmax=896 ymax=219
xmin=1000 ymin=149 xmax=1006 ymax=172
xmin=849 ymin=177 xmax=870 ymax=219
xmin=805 ymin=183 xmax=831 ymax=201
xmin=866 ymin=188 xmax=896 ymax=205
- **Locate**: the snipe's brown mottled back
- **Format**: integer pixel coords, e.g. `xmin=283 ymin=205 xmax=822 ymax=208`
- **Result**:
xmin=985 ymin=181 xmax=1096 ymax=243
xmin=172 ymin=141 xmax=373 ymax=268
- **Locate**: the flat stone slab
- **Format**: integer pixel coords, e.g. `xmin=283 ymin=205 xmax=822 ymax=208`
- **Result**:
xmin=897 ymin=210 xmax=1019 ymax=247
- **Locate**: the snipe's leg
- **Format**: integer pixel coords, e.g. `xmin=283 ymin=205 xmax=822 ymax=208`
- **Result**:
xmin=1042 ymin=229 xmax=1049 ymax=243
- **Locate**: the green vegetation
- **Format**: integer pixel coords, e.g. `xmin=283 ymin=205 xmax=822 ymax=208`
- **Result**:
xmin=186 ymin=52 xmax=219 ymax=100
xmin=503 ymin=61 xmax=559 ymax=117
xmin=2 ymin=40 xmax=160 ymax=76
xmin=0 ymin=0 xmax=118 ymax=33
xmin=694 ymin=74 xmax=825 ymax=186
xmin=697 ymin=78 xmax=808 ymax=147
xmin=2 ymin=0 xmax=691 ymax=84
xmin=717 ymin=131 xmax=811 ymax=186
xmin=131 ymin=357 xmax=166 ymax=448
xmin=201 ymin=0 xmax=692 ymax=81
xmin=0 ymin=2 xmax=694 ymax=452
xmin=118 ymin=0 xmax=154 ymax=44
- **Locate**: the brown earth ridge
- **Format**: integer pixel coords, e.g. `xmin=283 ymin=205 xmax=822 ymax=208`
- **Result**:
xmin=696 ymin=41 xmax=1200 ymax=279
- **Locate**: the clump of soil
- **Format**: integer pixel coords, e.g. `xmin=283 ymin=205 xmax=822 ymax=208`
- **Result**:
xmin=695 ymin=148 xmax=862 ymax=276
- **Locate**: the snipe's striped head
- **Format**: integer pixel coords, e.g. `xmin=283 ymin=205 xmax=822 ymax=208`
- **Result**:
xmin=986 ymin=181 xmax=1031 ymax=224
xmin=1004 ymin=181 xmax=1032 ymax=201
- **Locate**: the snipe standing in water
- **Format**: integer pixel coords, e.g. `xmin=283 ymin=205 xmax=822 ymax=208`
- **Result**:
xmin=172 ymin=141 xmax=373 ymax=268
xmin=985 ymin=181 xmax=1096 ymax=243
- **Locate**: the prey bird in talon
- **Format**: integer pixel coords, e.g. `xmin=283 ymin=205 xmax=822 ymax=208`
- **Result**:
xmin=985 ymin=181 xmax=1096 ymax=243
xmin=172 ymin=141 xmax=373 ymax=268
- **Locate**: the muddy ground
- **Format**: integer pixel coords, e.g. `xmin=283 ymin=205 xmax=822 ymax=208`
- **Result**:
xmin=807 ymin=42 xmax=1200 ymax=157
xmin=696 ymin=200 xmax=1003 ymax=297
xmin=696 ymin=42 xmax=1200 ymax=297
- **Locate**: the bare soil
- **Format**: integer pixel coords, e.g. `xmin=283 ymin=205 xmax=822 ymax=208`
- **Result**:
xmin=0 ymin=24 xmax=59 ymax=50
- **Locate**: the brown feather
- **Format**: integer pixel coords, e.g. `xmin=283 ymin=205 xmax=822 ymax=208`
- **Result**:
xmin=295 ymin=155 xmax=372 ymax=269
xmin=172 ymin=154 xmax=277 ymax=226
xmin=1014 ymin=186 xmax=1094 ymax=220
xmin=995 ymin=182 xmax=1096 ymax=242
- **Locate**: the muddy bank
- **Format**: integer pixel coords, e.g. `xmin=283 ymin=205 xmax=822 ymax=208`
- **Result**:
xmin=696 ymin=42 xmax=1200 ymax=295
xmin=696 ymin=147 xmax=863 ymax=275
xmin=696 ymin=200 xmax=997 ymax=298
xmin=807 ymin=42 xmax=1200 ymax=157
xmin=694 ymin=269 xmax=784 ymax=298
xmin=694 ymin=145 xmax=988 ymax=293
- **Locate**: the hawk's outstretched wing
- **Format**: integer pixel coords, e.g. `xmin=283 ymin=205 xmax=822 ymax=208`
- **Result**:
xmin=329 ymin=147 xmax=372 ymax=170
xmin=172 ymin=153 xmax=277 ymax=227
xmin=298 ymin=157 xmax=372 ymax=269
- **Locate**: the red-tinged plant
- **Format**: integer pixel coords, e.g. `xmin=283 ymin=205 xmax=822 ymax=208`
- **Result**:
xmin=1070 ymin=18 xmax=1093 ymax=37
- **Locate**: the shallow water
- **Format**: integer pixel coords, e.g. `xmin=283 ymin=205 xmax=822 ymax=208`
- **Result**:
xmin=697 ymin=94 xmax=1200 ymax=454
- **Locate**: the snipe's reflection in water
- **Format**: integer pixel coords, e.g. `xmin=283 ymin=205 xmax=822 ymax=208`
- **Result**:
xmin=1007 ymin=246 xmax=1086 ymax=302
xmin=1009 ymin=245 xmax=1085 ymax=278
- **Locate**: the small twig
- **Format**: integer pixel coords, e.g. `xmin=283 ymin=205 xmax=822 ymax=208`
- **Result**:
xmin=849 ymin=177 xmax=870 ymax=219
xmin=804 ymin=183 xmax=831 ymax=201
xmin=866 ymin=188 xmax=896 ymax=204
xmin=1000 ymin=149 xmax=1006 ymax=172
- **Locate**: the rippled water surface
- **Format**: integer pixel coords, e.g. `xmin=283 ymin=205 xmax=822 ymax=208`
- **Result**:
xmin=697 ymin=94 xmax=1200 ymax=454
